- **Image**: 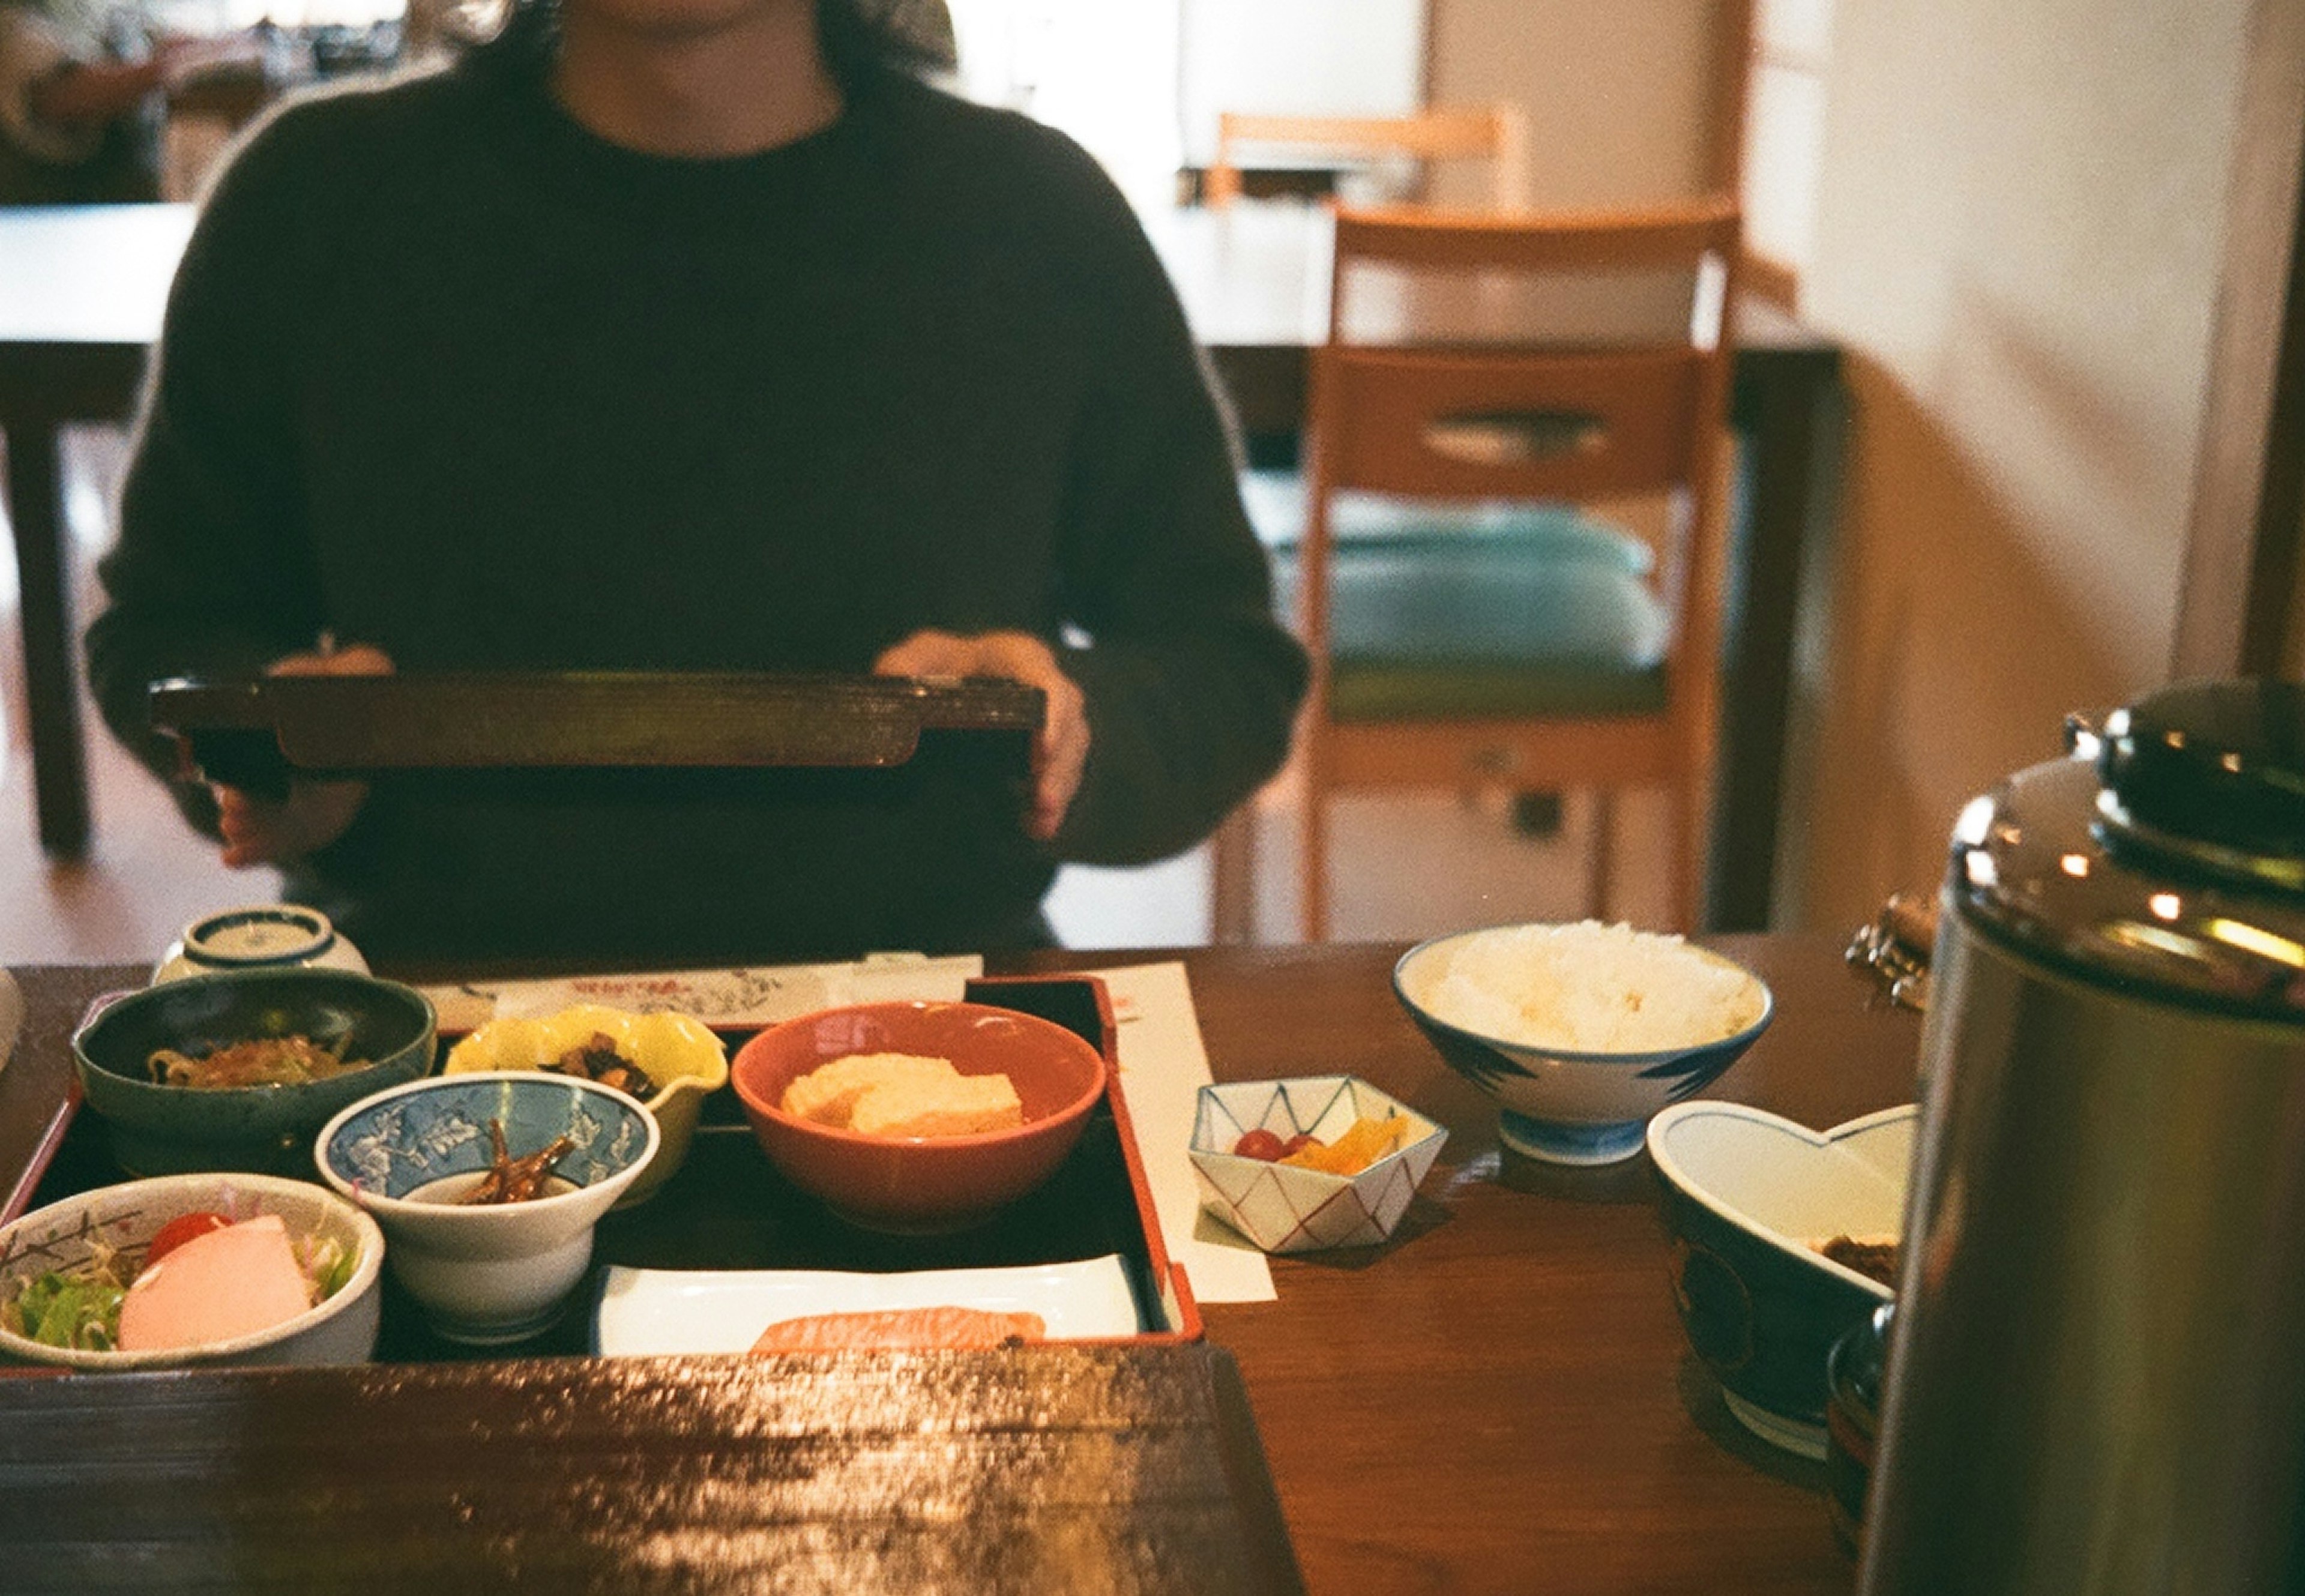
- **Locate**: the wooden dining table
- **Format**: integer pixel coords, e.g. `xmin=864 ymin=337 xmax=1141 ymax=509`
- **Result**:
xmin=0 ymin=201 xmax=1839 ymax=932
xmin=0 ymin=933 xmax=1917 ymax=1593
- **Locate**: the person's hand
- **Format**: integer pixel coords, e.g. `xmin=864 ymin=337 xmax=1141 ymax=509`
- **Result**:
xmin=872 ymin=629 xmax=1088 ymax=842
xmin=213 ymin=642 xmax=393 ymax=869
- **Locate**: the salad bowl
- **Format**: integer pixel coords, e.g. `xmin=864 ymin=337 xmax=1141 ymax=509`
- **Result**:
xmin=0 ymin=1172 xmax=384 ymax=1371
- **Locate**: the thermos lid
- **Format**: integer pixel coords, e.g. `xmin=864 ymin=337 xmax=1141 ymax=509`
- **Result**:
xmin=1951 ymin=678 xmax=2305 ymax=1020
xmin=2100 ymin=679 xmax=2305 ymax=888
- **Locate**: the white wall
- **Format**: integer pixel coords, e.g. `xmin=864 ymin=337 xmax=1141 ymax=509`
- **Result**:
xmin=947 ymin=0 xmax=1184 ymax=206
xmin=1792 ymin=0 xmax=2253 ymax=927
xmin=1425 ymin=0 xmax=1734 ymax=208
xmin=1178 ymin=0 xmax=1427 ymax=163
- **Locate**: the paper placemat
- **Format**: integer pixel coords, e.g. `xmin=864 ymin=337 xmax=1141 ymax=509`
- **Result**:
xmin=1084 ymin=960 xmax=1276 ymax=1304
xmin=418 ymin=953 xmax=983 ymax=1032
xmin=420 ymin=953 xmax=1273 ymax=1303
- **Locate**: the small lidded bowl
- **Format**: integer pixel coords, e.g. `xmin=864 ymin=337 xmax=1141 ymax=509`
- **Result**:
xmin=442 ymin=1004 xmax=728 ymax=1205
xmin=1393 ymin=921 xmax=1773 ymax=1165
xmin=1189 ymin=1076 xmax=1447 ymax=1253
xmin=314 ymin=1072 xmax=658 ymax=1345
xmin=73 ymin=968 xmax=436 ymax=1177
xmin=152 ymin=904 xmax=367 ymax=986
xmin=0 ymin=1172 xmax=384 ymax=1371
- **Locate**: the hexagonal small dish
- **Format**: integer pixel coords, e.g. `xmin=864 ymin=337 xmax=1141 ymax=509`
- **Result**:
xmin=1189 ymin=1076 xmax=1447 ymax=1254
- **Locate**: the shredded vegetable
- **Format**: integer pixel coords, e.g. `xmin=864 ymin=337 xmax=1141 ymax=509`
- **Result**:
xmin=148 ymin=1035 xmax=370 ymax=1089
xmin=5 ymin=1265 xmax=128 ymax=1352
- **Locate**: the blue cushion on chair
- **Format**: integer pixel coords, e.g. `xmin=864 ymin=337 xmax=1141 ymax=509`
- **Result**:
xmin=1261 ymin=483 xmax=1671 ymax=723
xmin=1240 ymin=468 xmax=1654 ymax=574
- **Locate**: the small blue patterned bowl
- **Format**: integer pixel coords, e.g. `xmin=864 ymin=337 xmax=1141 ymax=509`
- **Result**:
xmin=1393 ymin=925 xmax=1773 ymax=1166
xmin=314 ymin=1072 xmax=658 ymax=1345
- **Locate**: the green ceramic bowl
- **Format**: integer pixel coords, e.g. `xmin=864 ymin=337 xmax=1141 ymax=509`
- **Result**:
xmin=74 ymin=969 xmax=436 ymax=1176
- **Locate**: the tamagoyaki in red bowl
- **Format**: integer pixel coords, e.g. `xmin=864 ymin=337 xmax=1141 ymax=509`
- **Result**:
xmin=729 ymin=1000 xmax=1107 ymax=1233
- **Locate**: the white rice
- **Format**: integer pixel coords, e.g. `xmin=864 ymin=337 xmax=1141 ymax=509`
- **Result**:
xmin=1411 ymin=921 xmax=1765 ymax=1053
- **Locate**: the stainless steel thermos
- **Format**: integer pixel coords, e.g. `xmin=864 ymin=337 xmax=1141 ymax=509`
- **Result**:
xmin=1858 ymin=679 xmax=2305 ymax=1595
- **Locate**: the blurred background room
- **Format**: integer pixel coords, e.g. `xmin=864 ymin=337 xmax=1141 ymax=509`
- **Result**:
xmin=1 ymin=0 xmax=2295 ymax=966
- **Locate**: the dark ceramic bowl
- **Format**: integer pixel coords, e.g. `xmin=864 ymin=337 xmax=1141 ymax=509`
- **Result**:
xmin=73 ymin=969 xmax=436 ymax=1176
xmin=1645 ymin=1100 xmax=1913 ymax=1459
xmin=729 ymin=1001 xmax=1106 ymax=1233
xmin=1827 ymin=1302 xmax=1893 ymax=1558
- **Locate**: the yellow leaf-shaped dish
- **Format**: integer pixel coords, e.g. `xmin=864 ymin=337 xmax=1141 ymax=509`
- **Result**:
xmin=442 ymin=1005 xmax=728 ymax=1205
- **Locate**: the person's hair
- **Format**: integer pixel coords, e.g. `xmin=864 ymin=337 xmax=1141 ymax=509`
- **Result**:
xmin=476 ymin=0 xmax=956 ymax=90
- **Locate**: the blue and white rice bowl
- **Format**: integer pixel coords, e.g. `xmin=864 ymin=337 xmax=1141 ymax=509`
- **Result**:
xmin=314 ymin=1071 xmax=658 ymax=1345
xmin=1393 ymin=922 xmax=1773 ymax=1166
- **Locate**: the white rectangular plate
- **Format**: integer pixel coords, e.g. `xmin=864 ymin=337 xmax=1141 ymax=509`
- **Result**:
xmin=592 ymin=1253 xmax=1143 ymax=1356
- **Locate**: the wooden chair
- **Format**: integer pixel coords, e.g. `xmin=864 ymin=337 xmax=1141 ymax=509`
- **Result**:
xmin=1252 ymin=199 xmax=1741 ymax=942
xmin=1203 ymin=107 xmax=1528 ymax=211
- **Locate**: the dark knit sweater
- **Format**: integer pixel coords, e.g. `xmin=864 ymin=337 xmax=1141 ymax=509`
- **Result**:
xmin=88 ymin=58 xmax=1306 ymax=965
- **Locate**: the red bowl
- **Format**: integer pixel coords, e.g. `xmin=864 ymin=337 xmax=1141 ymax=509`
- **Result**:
xmin=729 ymin=1001 xmax=1108 ymax=1232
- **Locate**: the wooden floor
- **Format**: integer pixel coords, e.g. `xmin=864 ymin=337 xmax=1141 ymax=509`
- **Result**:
xmin=0 ymin=430 xmax=1663 ymax=966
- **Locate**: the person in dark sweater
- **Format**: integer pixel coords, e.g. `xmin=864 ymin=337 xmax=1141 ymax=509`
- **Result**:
xmin=86 ymin=0 xmax=1306 ymax=966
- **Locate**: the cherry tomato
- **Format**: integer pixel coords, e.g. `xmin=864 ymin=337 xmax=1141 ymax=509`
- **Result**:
xmin=1282 ymin=1133 xmax=1320 ymax=1155
xmin=1232 ymin=1129 xmax=1286 ymax=1161
xmin=145 ymin=1211 xmax=232 ymax=1266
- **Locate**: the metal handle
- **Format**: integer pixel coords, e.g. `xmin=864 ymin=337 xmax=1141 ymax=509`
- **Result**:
xmin=1846 ymin=891 xmax=1939 ymax=1012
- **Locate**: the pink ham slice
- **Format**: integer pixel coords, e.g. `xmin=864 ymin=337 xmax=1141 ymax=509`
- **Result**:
xmin=118 ymin=1214 xmax=315 ymax=1352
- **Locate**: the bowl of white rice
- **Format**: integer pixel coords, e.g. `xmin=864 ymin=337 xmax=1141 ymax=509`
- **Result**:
xmin=1393 ymin=921 xmax=1772 ymax=1165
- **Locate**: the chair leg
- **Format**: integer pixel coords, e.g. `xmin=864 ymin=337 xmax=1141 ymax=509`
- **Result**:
xmin=1300 ymin=758 xmax=1332 ymax=943
xmin=1665 ymin=774 xmax=1701 ymax=934
xmin=1208 ymin=805 xmax=1258 ymax=946
xmin=1585 ymin=789 xmax=1617 ymax=922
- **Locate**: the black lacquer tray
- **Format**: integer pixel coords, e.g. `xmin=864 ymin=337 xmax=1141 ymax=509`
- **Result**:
xmin=16 ymin=975 xmax=1201 ymax=1363
xmin=148 ymin=671 xmax=1044 ymax=800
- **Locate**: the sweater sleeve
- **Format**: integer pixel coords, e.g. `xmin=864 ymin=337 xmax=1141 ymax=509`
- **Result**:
xmin=85 ymin=113 xmax=332 ymax=819
xmin=1040 ymin=156 xmax=1309 ymax=868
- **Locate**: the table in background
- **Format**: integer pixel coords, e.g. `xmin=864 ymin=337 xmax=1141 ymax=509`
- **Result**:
xmin=0 ymin=205 xmax=191 ymax=857
xmin=0 ymin=203 xmax=1841 ymax=932
xmin=0 ymin=936 xmax=1919 ymax=1593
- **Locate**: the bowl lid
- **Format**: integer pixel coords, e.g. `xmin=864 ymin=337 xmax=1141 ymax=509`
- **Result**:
xmin=1950 ymin=679 xmax=2305 ymax=1022
xmin=181 ymin=905 xmax=336 ymax=967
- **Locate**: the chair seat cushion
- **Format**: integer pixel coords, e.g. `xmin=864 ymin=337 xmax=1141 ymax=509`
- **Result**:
xmin=1268 ymin=514 xmax=1671 ymax=724
xmin=1241 ymin=468 xmax=1653 ymax=575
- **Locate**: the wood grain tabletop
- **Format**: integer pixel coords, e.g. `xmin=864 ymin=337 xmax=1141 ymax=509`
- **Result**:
xmin=0 ymin=936 xmax=1918 ymax=1594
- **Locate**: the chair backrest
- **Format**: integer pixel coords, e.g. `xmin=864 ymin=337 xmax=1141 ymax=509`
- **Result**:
xmin=1205 ymin=107 xmax=1529 ymax=211
xmin=1299 ymin=198 xmax=1742 ymax=685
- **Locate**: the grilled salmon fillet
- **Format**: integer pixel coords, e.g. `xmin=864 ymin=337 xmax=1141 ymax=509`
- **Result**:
xmin=748 ymin=1306 xmax=1048 ymax=1352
